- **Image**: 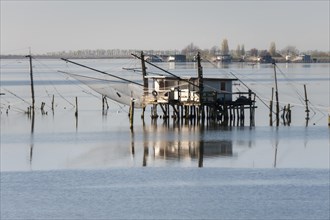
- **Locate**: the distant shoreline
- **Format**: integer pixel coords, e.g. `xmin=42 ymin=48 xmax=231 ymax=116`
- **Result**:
xmin=1 ymin=55 xmax=329 ymax=63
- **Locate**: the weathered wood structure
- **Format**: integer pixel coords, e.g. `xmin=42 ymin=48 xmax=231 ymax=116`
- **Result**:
xmin=139 ymin=52 xmax=257 ymax=126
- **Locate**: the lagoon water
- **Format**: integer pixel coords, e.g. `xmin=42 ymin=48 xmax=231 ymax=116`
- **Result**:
xmin=1 ymin=59 xmax=329 ymax=219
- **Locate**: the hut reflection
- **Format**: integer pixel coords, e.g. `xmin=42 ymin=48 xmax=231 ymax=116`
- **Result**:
xmin=141 ymin=124 xmax=233 ymax=167
xmin=152 ymin=140 xmax=232 ymax=163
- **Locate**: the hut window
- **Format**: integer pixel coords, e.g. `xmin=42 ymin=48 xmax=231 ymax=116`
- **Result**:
xmin=220 ymin=82 xmax=226 ymax=91
xmin=159 ymin=80 xmax=165 ymax=89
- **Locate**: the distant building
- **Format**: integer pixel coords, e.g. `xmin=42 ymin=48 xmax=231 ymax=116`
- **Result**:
xmin=215 ymin=54 xmax=232 ymax=63
xmin=145 ymin=55 xmax=163 ymax=62
xmin=299 ymin=54 xmax=312 ymax=63
xmin=291 ymin=54 xmax=313 ymax=63
xmin=285 ymin=55 xmax=291 ymax=62
xmin=257 ymin=54 xmax=273 ymax=63
xmin=167 ymin=54 xmax=186 ymax=62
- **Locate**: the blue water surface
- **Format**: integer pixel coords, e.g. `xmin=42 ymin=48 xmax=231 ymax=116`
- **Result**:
xmin=1 ymin=168 xmax=329 ymax=220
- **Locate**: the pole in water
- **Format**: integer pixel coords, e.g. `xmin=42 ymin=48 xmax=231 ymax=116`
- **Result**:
xmin=75 ymin=97 xmax=78 ymax=117
xmin=286 ymin=103 xmax=291 ymax=126
xmin=273 ymin=62 xmax=280 ymax=127
xmin=26 ymin=54 xmax=35 ymax=113
xmin=303 ymin=84 xmax=310 ymax=126
xmin=75 ymin=97 xmax=78 ymax=129
xmin=269 ymin=87 xmax=274 ymax=126
xmin=102 ymin=95 xmax=109 ymax=115
xmin=141 ymin=51 xmax=148 ymax=120
xmin=129 ymin=98 xmax=135 ymax=129
xmin=102 ymin=95 xmax=105 ymax=111
xmin=197 ymin=52 xmax=205 ymax=122
xmin=52 ymin=95 xmax=55 ymax=112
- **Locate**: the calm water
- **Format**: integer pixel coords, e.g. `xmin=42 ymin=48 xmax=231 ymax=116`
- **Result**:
xmin=1 ymin=59 xmax=329 ymax=219
xmin=1 ymin=168 xmax=329 ymax=219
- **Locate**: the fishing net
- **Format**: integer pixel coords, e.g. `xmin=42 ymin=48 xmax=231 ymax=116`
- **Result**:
xmin=65 ymin=72 xmax=144 ymax=108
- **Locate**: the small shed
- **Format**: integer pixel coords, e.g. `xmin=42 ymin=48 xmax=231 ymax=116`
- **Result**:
xmin=145 ymin=76 xmax=237 ymax=104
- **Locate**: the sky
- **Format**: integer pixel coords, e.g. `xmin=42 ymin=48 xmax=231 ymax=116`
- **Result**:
xmin=1 ymin=0 xmax=329 ymax=54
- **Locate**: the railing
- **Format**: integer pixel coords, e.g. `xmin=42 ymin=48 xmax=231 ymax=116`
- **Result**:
xmin=143 ymin=89 xmax=256 ymax=106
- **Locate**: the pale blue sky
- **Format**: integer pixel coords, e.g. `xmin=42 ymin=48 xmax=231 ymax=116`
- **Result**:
xmin=1 ymin=0 xmax=329 ymax=54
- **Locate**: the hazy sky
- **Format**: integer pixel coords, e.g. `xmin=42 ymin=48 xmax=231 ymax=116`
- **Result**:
xmin=1 ymin=0 xmax=329 ymax=54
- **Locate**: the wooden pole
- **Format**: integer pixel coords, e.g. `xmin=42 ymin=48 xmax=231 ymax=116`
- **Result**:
xmin=236 ymin=106 xmax=239 ymax=126
xmin=51 ymin=95 xmax=54 ymax=112
xmin=286 ymin=103 xmax=291 ymax=126
xmin=102 ymin=95 xmax=105 ymax=111
xmin=40 ymin=102 xmax=46 ymax=115
xmin=304 ymin=84 xmax=310 ymax=126
xmin=141 ymin=51 xmax=148 ymax=119
xmin=197 ymin=52 xmax=205 ymax=122
xmin=26 ymin=55 xmax=35 ymax=113
xmin=75 ymin=97 xmax=78 ymax=129
xmin=273 ymin=63 xmax=280 ymax=127
xmin=75 ymin=97 xmax=78 ymax=117
xmin=269 ymin=87 xmax=274 ymax=126
xmin=282 ymin=105 xmax=287 ymax=126
xmin=130 ymin=98 xmax=135 ymax=129
xmin=232 ymin=106 xmax=235 ymax=126
xmin=249 ymin=90 xmax=253 ymax=127
xmin=240 ymin=105 xmax=245 ymax=126
xmin=250 ymin=93 xmax=256 ymax=127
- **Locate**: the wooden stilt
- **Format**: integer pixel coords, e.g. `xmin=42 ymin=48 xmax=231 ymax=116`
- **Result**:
xmin=240 ymin=105 xmax=245 ymax=126
xmin=248 ymin=90 xmax=253 ymax=127
xmin=152 ymin=104 xmax=158 ymax=119
xmin=180 ymin=105 xmax=184 ymax=122
xmin=251 ymin=95 xmax=256 ymax=127
xmin=223 ymin=104 xmax=229 ymax=126
xmin=232 ymin=106 xmax=235 ymax=126
xmin=130 ymin=98 xmax=135 ymax=129
xmin=229 ymin=105 xmax=233 ymax=126
xmin=282 ymin=105 xmax=287 ymax=126
xmin=236 ymin=106 xmax=240 ymax=126
xmin=196 ymin=106 xmax=200 ymax=122
xmin=102 ymin=95 xmax=105 ymax=111
xmin=40 ymin=102 xmax=46 ymax=115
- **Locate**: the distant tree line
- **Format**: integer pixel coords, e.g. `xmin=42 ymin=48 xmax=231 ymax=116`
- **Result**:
xmin=1 ymin=39 xmax=329 ymax=62
xmin=181 ymin=39 xmax=329 ymax=62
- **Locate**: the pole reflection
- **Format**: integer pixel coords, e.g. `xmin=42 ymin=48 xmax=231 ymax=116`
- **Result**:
xmin=29 ymin=111 xmax=35 ymax=167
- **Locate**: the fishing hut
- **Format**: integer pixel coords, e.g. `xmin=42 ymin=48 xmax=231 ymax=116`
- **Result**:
xmin=137 ymin=52 xmax=257 ymax=126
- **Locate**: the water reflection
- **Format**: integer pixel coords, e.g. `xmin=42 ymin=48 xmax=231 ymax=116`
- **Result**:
xmin=29 ymin=111 xmax=35 ymax=166
xmin=139 ymin=122 xmax=234 ymax=168
xmin=273 ymin=127 xmax=279 ymax=168
xmin=20 ymin=116 xmax=327 ymax=171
